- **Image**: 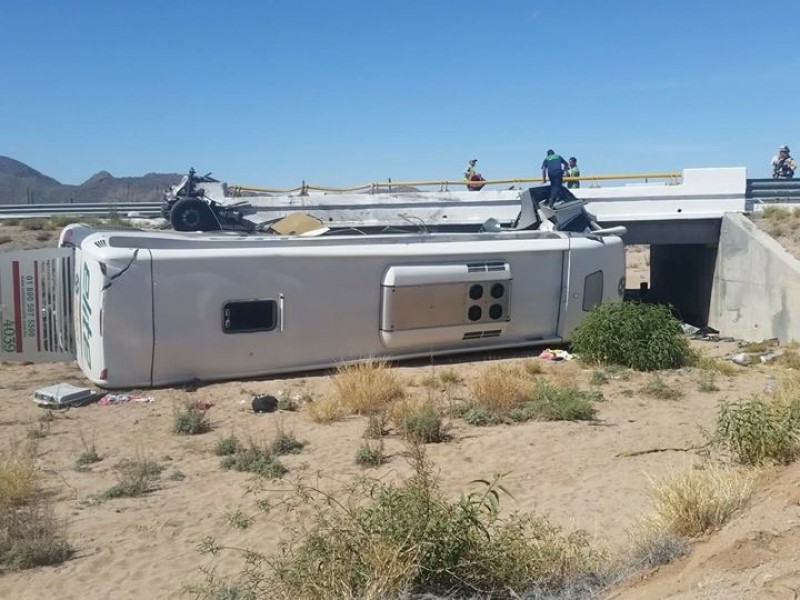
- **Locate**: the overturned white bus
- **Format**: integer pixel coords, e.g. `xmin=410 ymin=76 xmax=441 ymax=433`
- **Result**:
xmin=0 ymin=188 xmax=625 ymax=388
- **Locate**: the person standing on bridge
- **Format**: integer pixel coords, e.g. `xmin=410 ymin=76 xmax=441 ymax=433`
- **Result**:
xmin=772 ymin=146 xmax=797 ymax=179
xmin=541 ymin=149 xmax=569 ymax=205
xmin=464 ymin=158 xmax=486 ymax=191
xmin=566 ymin=157 xmax=581 ymax=189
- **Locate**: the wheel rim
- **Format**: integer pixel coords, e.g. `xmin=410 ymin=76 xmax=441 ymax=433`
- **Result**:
xmin=181 ymin=208 xmax=201 ymax=229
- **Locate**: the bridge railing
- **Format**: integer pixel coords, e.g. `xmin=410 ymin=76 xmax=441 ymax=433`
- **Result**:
xmin=229 ymin=172 xmax=683 ymax=196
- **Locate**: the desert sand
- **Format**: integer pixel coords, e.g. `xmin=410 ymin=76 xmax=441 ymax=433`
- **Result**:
xmin=0 ymin=225 xmax=797 ymax=600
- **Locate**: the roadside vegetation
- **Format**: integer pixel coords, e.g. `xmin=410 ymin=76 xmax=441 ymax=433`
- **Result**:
xmin=0 ymin=441 xmax=72 ymax=570
xmin=188 ymin=446 xmax=610 ymax=600
xmin=571 ymin=301 xmax=693 ymax=370
xmin=460 ymin=365 xmax=597 ymax=425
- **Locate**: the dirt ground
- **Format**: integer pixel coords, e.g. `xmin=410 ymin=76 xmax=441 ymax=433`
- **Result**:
xmin=750 ymin=208 xmax=800 ymax=261
xmin=0 ymin=224 xmax=798 ymax=600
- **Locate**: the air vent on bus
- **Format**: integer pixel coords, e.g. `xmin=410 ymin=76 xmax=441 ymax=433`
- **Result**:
xmin=462 ymin=329 xmax=502 ymax=341
xmin=94 ymin=240 xmax=108 ymax=248
xmin=467 ymin=261 xmax=506 ymax=273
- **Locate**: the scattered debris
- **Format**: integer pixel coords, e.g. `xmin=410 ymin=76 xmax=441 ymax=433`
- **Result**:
xmin=616 ymin=443 xmax=707 ymax=458
xmin=680 ymin=323 xmax=735 ymax=342
xmin=33 ymin=383 xmax=98 ymax=409
xmin=538 ymin=349 xmax=574 ymax=361
xmin=729 ymin=350 xmax=784 ymax=366
xmin=98 ymin=394 xmax=155 ymax=405
xmin=252 ymin=395 xmax=278 ymax=413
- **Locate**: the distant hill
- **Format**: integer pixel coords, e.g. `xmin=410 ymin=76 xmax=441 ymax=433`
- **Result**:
xmin=0 ymin=156 xmax=182 ymax=204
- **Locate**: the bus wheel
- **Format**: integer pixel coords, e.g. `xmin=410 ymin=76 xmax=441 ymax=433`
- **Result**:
xmin=170 ymin=198 xmax=218 ymax=231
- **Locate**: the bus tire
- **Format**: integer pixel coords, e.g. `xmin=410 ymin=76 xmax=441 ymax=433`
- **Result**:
xmin=170 ymin=198 xmax=218 ymax=232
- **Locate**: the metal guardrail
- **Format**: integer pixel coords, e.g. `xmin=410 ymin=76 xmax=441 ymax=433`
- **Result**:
xmin=0 ymin=203 xmax=163 ymax=220
xmin=0 ymin=178 xmax=798 ymax=221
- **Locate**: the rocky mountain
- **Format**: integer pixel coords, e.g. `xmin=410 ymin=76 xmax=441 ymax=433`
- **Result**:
xmin=0 ymin=156 xmax=183 ymax=204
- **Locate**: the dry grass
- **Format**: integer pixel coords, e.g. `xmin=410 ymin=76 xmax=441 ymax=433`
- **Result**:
xmin=0 ymin=442 xmax=72 ymax=570
xmin=0 ymin=445 xmax=37 ymax=512
xmin=102 ymin=455 xmax=163 ymax=499
xmin=333 ymin=360 xmax=405 ymax=415
xmin=694 ymin=353 xmax=739 ymax=376
xmin=641 ymin=464 xmax=754 ymax=539
xmin=305 ymin=395 xmax=345 ymax=424
xmin=778 ymin=347 xmax=800 ymax=370
xmin=470 ymin=365 xmax=531 ymax=413
xmin=522 ymin=359 xmax=544 ymax=375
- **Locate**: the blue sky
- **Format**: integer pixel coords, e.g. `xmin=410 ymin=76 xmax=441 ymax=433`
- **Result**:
xmin=1 ymin=0 xmax=797 ymax=188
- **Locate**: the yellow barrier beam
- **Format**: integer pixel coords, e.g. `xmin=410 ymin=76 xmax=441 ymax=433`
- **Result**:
xmin=230 ymin=172 xmax=682 ymax=194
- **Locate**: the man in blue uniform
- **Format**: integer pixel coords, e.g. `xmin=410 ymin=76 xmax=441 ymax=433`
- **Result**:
xmin=541 ymin=149 xmax=569 ymax=206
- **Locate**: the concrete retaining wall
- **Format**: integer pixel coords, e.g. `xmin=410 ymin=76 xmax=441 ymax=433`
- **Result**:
xmin=709 ymin=213 xmax=800 ymax=342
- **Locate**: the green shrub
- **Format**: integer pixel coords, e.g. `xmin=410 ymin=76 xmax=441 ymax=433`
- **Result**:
xmin=715 ymin=395 xmax=800 ymax=465
xmin=102 ymin=457 xmax=163 ymax=499
xmin=173 ymin=400 xmax=212 ymax=435
xmin=461 ymin=381 xmax=596 ymax=426
xmin=74 ymin=447 xmax=101 ymax=469
xmin=570 ymin=301 xmax=692 ymax=371
xmin=364 ymin=413 xmax=389 ymax=439
xmin=215 ymin=435 xmax=241 ymax=457
xmin=194 ymin=450 xmax=607 ymax=599
xmin=220 ymin=442 xmax=288 ymax=479
xmin=461 ymin=405 xmax=501 ymax=426
xmin=643 ymin=375 xmax=683 ymax=400
xmin=270 ymin=428 xmax=306 ymax=456
xmin=528 ymin=382 xmax=597 ymax=421
xmin=355 ymin=440 xmax=387 ymax=467
xmin=397 ymin=402 xmax=446 ymax=443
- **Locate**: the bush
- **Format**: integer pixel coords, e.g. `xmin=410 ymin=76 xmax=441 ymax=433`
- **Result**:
xmin=355 ymin=440 xmax=387 ymax=467
xmin=570 ymin=301 xmax=692 ymax=371
xmin=220 ymin=441 xmax=288 ymax=479
xmin=193 ymin=449 xmax=608 ymax=599
xmin=173 ymin=400 xmax=213 ymax=435
xmin=392 ymin=399 xmax=446 ymax=443
xmin=102 ymin=457 xmax=163 ymax=499
xmin=74 ymin=447 xmax=101 ymax=470
xmin=215 ymin=435 xmax=241 ymax=457
xmin=462 ymin=380 xmax=596 ymax=426
xmin=333 ymin=360 xmax=405 ymax=415
xmin=642 ymin=465 xmax=753 ymax=539
xmin=527 ymin=382 xmax=597 ymax=421
xmin=643 ymin=375 xmax=683 ymax=400
xmin=715 ymin=395 xmax=800 ymax=465
xmin=0 ymin=500 xmax=72 ymax=569
xmin=364 ymin=413 xmax=389 ymax=439
xmin=270 ymin=427 xmax=306 ymax=456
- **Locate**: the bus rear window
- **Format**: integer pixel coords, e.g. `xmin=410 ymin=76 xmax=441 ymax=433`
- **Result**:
xmin=222 ymin=300 xmax=277 ymax=333
xmin=583 ymin=271 xmax=603 ymax=311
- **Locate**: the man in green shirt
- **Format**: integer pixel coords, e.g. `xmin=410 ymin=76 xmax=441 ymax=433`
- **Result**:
xmin=566 ymin=157 xmax=580 ymax=189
